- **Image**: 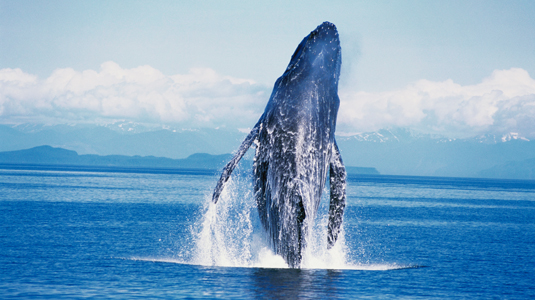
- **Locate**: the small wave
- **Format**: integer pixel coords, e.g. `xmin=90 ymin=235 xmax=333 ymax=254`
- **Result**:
xmin=124 ymin=256 xmax=423 ymax=271
xmin=124 ymin=257 xmax=188 ymax=264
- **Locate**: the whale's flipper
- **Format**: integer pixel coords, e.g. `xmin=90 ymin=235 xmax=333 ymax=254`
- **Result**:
xmin=212 ymin=122 xmax=261 ymax=204
xmin=327 ymin=140 xmax=346 ymax=248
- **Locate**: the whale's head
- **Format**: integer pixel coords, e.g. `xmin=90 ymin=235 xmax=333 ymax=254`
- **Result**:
xmin=282 ymin=22 xmax=341 ymax=88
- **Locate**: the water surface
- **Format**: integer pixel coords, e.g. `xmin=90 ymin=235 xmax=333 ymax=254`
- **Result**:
xmin=1 ymin=167 xmax=534 ymax=298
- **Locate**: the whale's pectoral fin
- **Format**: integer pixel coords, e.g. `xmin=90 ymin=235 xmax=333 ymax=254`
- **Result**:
xmin=212 ymin=121 xmax=261 ymax=204
xmin=327 ymin=140 xmax=346 ymax=249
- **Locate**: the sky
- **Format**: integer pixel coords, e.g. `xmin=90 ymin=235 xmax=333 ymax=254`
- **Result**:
xmin=1 ymin=0 xmax=535 ymax=138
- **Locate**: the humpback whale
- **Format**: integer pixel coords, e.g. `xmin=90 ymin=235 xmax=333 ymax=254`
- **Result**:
xmin=212 ymin=21 xmax=346 ymax=268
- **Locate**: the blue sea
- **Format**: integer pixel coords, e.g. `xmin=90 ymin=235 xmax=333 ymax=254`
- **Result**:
xmin=1 ymin=165 xmax=534 ymax=299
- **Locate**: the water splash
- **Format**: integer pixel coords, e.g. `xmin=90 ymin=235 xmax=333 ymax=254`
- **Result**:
xmin=121 ymin=171 xmax=415 ymax=271
xmin=189 ymin=172 xmax=371 ymax=270
xmin=192 ymin=171 xmax=266 ymax=267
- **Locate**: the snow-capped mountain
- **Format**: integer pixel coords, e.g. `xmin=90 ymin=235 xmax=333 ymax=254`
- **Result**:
xmin=340 ymin=128 xmax=531 ymax=145
xmin=337 ymin=128 xmax=449 ymax=143
xmin=474 ymin=132 xmax=530 ymax=144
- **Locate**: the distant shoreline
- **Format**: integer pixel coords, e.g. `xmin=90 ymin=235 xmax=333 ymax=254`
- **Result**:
xmin=0 ymin=163 xmax=218 ymax=176
xmin=0 ymin=163 xmax=383 ymax=178
xmin=0 ymin=145 xmax=381 ymax=176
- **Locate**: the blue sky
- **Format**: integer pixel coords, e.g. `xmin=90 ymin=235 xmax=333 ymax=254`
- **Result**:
xmin=1 ymin=0 xmax=535 ymax=138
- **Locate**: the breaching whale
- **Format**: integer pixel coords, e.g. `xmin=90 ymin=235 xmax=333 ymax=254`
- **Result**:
xmin=212 ymin=21 xmax=346 ymax=268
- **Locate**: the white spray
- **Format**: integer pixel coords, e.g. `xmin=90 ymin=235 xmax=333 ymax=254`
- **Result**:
xmin=192 ymin=170 xmax=349 ymax=269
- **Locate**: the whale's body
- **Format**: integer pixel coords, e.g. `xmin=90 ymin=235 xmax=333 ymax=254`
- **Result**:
xmin=212 ymin=22 xmax=346 ymax=268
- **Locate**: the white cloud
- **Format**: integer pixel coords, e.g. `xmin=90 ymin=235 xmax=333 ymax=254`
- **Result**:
xmin=1 ymin=63 xmax=535 ymax=138
xmin=0 ymin=62 xmax=268 ymax=128
xmin=338 ymin=68 xmax=535 ymax=138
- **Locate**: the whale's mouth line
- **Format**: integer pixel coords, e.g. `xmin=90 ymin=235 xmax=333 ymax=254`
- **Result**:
xmin=122 ymin=256 xmax=425 ymax=271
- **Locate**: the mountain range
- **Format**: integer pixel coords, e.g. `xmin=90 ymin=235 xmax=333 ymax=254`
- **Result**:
xmin=336 ymin=129 xmax=535 ymax=179
xmin=0 ymin=145 xmax=232 ymax=171
xmin=1 ymin=123 xmax=534 ymax=179
xmin=0 ymin=145 xmax=380 ymax=176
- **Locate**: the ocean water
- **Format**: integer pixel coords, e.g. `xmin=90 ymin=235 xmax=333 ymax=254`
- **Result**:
xmin=1 ymin=166 xmax=534 ymax=299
